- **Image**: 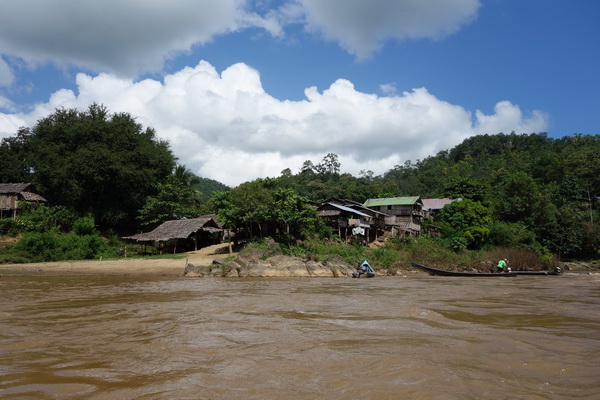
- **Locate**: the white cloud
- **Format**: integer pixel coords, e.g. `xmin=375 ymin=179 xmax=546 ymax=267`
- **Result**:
xmin=298 ymin=0 xmax=481 ymax=59
xmin=0 ymin=0 xmax=276 ymax=77
xmin=0 ymin=0 xmax=482 ymax=76
xmin=474 ymin=101 xmax=550 ymax=135
xmin=379 ymin=83 xmax=397 ymax=96
xmin=0 ymin=61 xmax=549 ymax=187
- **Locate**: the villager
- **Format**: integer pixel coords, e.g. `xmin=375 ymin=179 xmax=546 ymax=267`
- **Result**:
xmin=497 ymin=258 xmax=507 ymax=273
xmin=353 ymin=260 xmax=375 ymax=278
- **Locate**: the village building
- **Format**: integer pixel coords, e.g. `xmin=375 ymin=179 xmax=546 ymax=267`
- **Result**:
xmin=421 ymin=198 xmax=454 ymax=219
xmin=0 ymin=183 xmax=47 ymax=219
xmin=328 ymin=198 xmax=389 ymax=241
xmin=123 ymin=215 xmax=223 ymax=254
xmin=316 ymin=200 xmax=373 ymax=243
xmin=420 ymin=198 xmax=455 ymax=237
xmin=363 ymin=196 xmax=424 ymax=238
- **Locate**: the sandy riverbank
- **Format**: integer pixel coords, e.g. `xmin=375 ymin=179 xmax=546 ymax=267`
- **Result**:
xmin=0 ymin=243 xmax=236 ymax=276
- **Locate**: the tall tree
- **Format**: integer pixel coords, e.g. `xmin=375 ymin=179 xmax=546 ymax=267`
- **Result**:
xmin=0 ymin=128 xmax=32 ymax=182
xmin=315 ymin=153 xmax=341 ymax=176
xmin=14 ymin=104 xmax=175 ymax=229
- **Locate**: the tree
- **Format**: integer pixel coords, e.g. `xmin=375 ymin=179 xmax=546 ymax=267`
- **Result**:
xmin=137 ymin=175 xmax=199 ymax=229
xmin=272 ymin=188 xmax=317 ymax=240
xmin=0 ymin=128 xmax=32 ymax=182
xmin=13 ymin=104 xmax=175 ymax=229
xmin=492 ymin=171 xmax=540 ymax=224
xmin=437 ymin=199 xmax=492 ymax=250
xmin=443 ymin=178 xmax=488 ymax=203
xmin=211 ymin=190 xmax=239 ymax=231
xmin=174 ymin=164 xmax=200 ymax=186
xmin=315 ymin=153 xmax=341 ymax=176
xmin=211 ymin=180 xmax=317 ymax=243
xmin=300 ymin=160 xmax=315 ymax=174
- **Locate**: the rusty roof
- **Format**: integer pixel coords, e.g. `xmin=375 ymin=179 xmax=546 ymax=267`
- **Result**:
xmin=421 ymin=198 xmax=454 ymax=210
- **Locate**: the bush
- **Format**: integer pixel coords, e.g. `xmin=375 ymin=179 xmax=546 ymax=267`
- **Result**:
xmin=485 ymin=247 xmax=553 ymax=270
xmin=368 ymin=246 xmax=399 ymax=269
xmin=0 ymin=218 xmax=19 ymax=235
xmin=18 ymin=205 xmax=78 ymax=232
xmin=11 ymin=231 xmax=107 ymax=262
xmin=73 ymin=217 xmax=97 ymax=236
xmin=14 ymin=232 xmax=60 ymax=262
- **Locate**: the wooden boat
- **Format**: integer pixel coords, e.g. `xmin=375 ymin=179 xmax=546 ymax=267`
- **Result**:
xmin=411 ymin=262 xmax=517 ymax=277
xmin=511 ymin=267 xmax=564 ymax=276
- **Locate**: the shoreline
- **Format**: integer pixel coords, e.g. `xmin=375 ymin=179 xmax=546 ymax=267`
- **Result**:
xmin=0 ymin=243 xmax=235 ymax=277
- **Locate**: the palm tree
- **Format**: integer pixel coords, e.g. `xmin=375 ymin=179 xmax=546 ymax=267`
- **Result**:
xmin=174 ymin=164 xmax=200 ymax=186
xmin=173 ymin=164 xmax=203 ymax=204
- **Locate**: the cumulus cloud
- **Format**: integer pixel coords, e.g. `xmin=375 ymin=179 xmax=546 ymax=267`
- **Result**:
xmin=474 ymin=101 xmax=550 ymax=135
xmin=298 ymin=0 xmax=481 ymax=59
xmin=0 ymin=61 xmax=549 ymax=187
xmin=0 ymin=0 xmax=276 ymax=77
xmin=0 ymin=0 xmax=482 ymax=76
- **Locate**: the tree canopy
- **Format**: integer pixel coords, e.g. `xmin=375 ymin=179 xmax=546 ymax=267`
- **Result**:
xmin=259 ymin=132 xmax=600 ymax=258
xmin=0 ymin=104 xmax=176 ymax=229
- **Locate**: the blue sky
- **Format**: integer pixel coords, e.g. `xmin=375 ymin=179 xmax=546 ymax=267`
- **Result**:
xmin=0 ymin=0 xmax=598 ymax=186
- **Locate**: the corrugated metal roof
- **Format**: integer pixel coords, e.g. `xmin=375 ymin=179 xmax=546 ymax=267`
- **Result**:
xmin=363 ymin=196 xmax=421 ymax=207
xmin=325 ymin=203 xmax=371 ymax=218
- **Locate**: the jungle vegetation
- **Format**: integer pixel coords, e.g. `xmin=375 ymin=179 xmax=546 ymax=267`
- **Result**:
xmin=0 ymin=104 xmax=598 ymax=263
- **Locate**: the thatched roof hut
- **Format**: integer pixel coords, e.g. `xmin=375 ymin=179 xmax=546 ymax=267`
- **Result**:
xmin=123 ymin=215 xmax=222 ymax=252
xmin=0 ymin=183 xmax=47 ymax=218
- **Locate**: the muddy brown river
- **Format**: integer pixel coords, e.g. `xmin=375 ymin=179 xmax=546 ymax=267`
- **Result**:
xmin=1 ymin=273 xmax=599 ymax=399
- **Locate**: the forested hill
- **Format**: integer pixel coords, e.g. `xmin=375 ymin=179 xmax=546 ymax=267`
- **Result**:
xmin=239 ymin=132 xmax=598 ymax=258
xmin=191 ymin=177 xmax=229 ymax=202
xmin=274 ymin=132 xmax=599 ymax=204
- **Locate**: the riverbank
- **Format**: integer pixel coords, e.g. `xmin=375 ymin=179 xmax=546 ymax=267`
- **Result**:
xmin=0 ymin=243 xmax=236 ymax=276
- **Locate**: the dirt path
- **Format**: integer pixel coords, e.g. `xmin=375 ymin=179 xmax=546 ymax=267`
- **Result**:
xmin=0 ymin=243 xmax=237 ymax=276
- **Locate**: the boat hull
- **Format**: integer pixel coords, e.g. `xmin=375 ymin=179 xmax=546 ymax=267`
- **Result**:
xmin=511 ymin=270 xmax=563 ymax=276
xmin=352 ymin=272 xmax=375 ymax=278
xmin=411 ymin=263 xmax=517 ymax=277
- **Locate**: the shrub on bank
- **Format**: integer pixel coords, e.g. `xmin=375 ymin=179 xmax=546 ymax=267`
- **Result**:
xmin=1 ymin=231 xmax=108 ymax=263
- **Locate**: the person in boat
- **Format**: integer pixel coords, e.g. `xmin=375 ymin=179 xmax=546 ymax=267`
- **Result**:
xmin=497 ymin=258 xmax=508 ymax=273
xmin=354 ymin=260 xmax=375 ymax=277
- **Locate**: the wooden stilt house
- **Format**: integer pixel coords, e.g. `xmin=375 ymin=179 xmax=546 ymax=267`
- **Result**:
xmin=0 ymin=183 xmax=47 ymax=219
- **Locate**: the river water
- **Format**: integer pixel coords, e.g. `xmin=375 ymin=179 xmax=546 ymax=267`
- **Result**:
xmin=1 ymin=273 xmax=599 ymax=399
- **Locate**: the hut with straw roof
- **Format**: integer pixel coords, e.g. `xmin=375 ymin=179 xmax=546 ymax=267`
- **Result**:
xmin=0 ymin=183 xmax=47 ymax=219
xmin=123 ymin=215 xmax=222 ymax=254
